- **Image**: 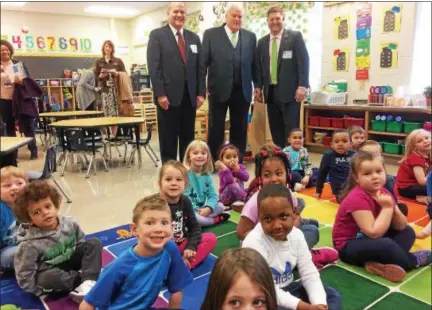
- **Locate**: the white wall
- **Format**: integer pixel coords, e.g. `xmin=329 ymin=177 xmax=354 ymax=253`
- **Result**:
xmin=321 ymin=2 xmax=416 ymax=102
xmin=0 ymin=10 xmax=132 ymax=71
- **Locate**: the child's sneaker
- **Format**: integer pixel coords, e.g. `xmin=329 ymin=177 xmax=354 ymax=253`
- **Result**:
xmin=311 ymin=247 xmax=339 ymax=269
xmin=232 ymin=201 xmax=245 ymax=213
xmin=294 ymin=183 xmax=305 ymax=192
xmin=413 ymin=250 xmax=432 ymax=267
xmin=214 ymin=213 xmax=231 ymax=224
xmin=365 ymin=262 xmax=406 ymax=282
xmin=70 ymin=280 xmax=96 ymax=303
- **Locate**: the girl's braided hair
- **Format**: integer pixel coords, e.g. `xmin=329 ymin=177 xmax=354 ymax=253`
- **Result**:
xmin=254 ymin=144 xmax=291 ymax=186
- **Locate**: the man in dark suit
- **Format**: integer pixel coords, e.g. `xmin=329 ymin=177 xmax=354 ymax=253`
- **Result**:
xmin=147 ymin=2 xmax=205 ymax=163
xmin=255 ymin=6 xmax=310 ymax=148
xmin=203 ymin=4 xmax=257 ymax=162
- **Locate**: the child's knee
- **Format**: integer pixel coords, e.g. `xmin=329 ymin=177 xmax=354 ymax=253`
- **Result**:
xmin=86 ymin=237 xmax=103 ymax=250
xmin=0 ymin=245 xmax=17 ymax=269
xmin=201 ymin=232 xmax=217 ymax=247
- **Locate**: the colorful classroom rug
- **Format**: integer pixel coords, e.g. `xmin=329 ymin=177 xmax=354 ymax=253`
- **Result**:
xmin=1 ymin=185 xmax=431 ymax=310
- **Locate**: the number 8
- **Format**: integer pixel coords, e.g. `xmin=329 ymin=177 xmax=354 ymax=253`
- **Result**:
xmin=59 ymin=37 xmax=68 ymax=50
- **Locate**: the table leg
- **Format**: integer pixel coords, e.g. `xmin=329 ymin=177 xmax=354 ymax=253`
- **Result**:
xmin=135 ymin=124 xmax=142 ymax=167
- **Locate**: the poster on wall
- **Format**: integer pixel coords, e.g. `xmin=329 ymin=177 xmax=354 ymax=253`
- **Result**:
xmin=334 ymin=16 xmax=350 ymax=40
xmin=1 ymin=34 xmax=93 ymax=55
xmin=333 ymin=48 xmax=350 ymax=72
xmin=382 ymin=5 xmax=402 ymax=33
xmin=380 ymin=42 xmax=398 ymax=69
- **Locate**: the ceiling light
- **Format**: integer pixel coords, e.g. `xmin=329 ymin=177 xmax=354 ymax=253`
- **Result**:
xmin=84 ymin=5 xmax=139 ymax=17
xmin=1 ymin=2 xmax=27 ymax=8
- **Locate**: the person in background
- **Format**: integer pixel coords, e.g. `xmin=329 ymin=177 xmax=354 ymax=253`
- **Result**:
xmin=416 ymin=171 xmax=431 ymax=239
xmin=95 ymin=40 xmax=126 ymax=136
xmin=201 ymin=247 xmax=278 ymax=310
xmin=203 ymin=3 xmax=257 ymax=163
xmin=254 ymin=6 xmax=309 ymax=149
xmin=76 ymin=67 xmax=100 ymax=111
xmin=147 ymin=2 xmax=205 ymax=163
xmin=313 ymin=129 xmax=355 ymax=202
xmin=349 ymin=125 xmax=366 ymax=151
xmin=1 ymin=39 xmax=39 ymax=159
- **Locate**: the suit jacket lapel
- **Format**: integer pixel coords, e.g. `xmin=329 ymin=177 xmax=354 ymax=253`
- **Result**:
xmin=278 ymin=30 xmax=293 ymax=67
xmin=263 ymin=34 xmax=270 ymax=78
xmin=240 ymin=29 xmax=246 ymax=62
xmin=165 ymin=24 xmax=183 ymax=63
xmin=183 ymin=30 xmax=189 ymax=63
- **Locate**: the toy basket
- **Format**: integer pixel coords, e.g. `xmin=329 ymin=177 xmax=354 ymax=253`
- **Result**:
xmin=382 ymin=142 xmax=401 ymax=154
xmin=49 ymin=80 xmax=60 ymax=86
xmin=344 ymin=118 xmax=365 ymax=128
xmin=403 ymin=122 xmax=422 ymax=134
xmin=371 ymin=120 xmax=386 ymax=132
xmin=319 ymin=117 xmax=331 ymax=127
xmin=386 ymin=121 xmax=403 ymax=133
xmin=331 ymin=118 xmax=344 ymax=128
xmin=308 ymin=116 xmax=320 ymax=126
xmin=311 ymin=92 xmax=347 ymax=105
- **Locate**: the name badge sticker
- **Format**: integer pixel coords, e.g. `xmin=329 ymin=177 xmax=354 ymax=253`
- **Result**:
xmin=190 ymin=44 xmax=198 ymax=53
xmin=283 ymin=50 xmax=293 ymax=59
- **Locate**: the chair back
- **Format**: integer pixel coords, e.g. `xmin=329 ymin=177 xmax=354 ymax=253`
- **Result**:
xmin=142 ymin=124 xmax=153 ymax=144
xmin=66 ymin=129 xmax=90 ymax=152
xmin=41 ymin=146 xmax=57 ymax=178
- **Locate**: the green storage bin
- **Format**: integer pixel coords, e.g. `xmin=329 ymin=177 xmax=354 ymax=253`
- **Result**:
xmin=379 ymin=142 xmax=386 ymax=151
xmin=382 ymin=142 xmax=401 ymax=154
xmin=328 ymin=81 xmax=347 ymax=92
xmin=401 ymin=144 xmax=405 ymax=155
xmin=371 ymin=120 xmax=386 ymax=132
xmin=386 ymin=121 xmax=403 ymax=133
xmin=403 ymin=122 xmax=422 ymax=134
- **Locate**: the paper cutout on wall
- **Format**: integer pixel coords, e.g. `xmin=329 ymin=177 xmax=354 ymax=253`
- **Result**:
xmin=380 ymin=42 xmax=398 ymax=68
xmin=357 ymin=15 xmax=372 ymax=29
xmin=356 ymin=69 xmax=369 ymax=80
xmin=382 ymin=5 xmax=402 ymax=33
xmin=356 ymin=3 xmax=372 ymax=17
xmin=356 ymin=39 xmax=370 ymax=57
xmin=356 ymin=27 xmax=371 ymax=40
xmin=334 ymin=16 xmax=350 ymax=40
xmin=356 ymin=56 xmax=371 ymax=68
xmin=333 ymin=48 xmax=350 ymax=72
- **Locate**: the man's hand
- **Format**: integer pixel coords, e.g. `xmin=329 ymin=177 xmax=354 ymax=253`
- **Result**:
xmin=196 ymin=96 xmax=205 ymax=109
xmin=295 ymin=86 xmax=307 ymax=102
xmin=254 ymin=87 xmax=262 ymax=102
xmin=157 ymin=96 xmax=170 ymax=110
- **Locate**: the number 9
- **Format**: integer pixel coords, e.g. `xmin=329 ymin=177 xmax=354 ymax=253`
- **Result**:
xmin=59 ymin=37 xmax=68 ymax=50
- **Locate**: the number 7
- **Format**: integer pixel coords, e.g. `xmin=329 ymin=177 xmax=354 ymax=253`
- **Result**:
xmin=47 ymin=36 xmax=56 ymax=49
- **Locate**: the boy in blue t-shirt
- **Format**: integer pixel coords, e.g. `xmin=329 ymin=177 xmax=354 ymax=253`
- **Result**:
xmin=80 ymin=195 xmax=193 ymax=310
xmin=313 ymin=129 xmax=355 ymax=202
xmin=0 ymin=166 xmax=28 ymax=270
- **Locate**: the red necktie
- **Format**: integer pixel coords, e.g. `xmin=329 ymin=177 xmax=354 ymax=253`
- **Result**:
xmin=177 ymin=31 xmax=186 ymax=63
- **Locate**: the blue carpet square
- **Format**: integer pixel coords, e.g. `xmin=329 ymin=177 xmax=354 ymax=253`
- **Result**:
xmin=191 ymin=255 xmax=216 ymax=278
xmin=0 ymin=273 xmax=45 ymax=309
xmin=106 ymin=238 xmax=137 ymax=256
xmin=163 ymin=274 xmax=210 ymax=310
xmin=86 ymin=224 xmax=134 ymax=247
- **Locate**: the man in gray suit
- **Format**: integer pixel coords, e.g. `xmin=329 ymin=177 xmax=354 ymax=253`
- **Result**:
xmin=255 ymin=6 xmax=310 ymax=148
xmin=203 ymin=4 xmax=257 ymax=162
xmin=147 ymin=2 xmax=205 ymax=162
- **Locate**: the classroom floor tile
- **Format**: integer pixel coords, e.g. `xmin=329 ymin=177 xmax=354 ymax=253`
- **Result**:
xmin=302 ymin=201 xmax=339 ymax=225
xmin=368 ymin=292 xmax=431 ymax=310
xmin=400 ymin=267 xmax=432 ymax=304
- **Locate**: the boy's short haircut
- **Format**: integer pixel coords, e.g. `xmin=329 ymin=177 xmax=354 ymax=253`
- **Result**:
xmin=348 ymin=125 xmax=365 ymax=137
xmin=13 ymin=180 xmax=62 ymax=223
xmin=289 ymin=128 xmax=303 ymax=137
xmin=358 ymin=140 xmax=382 ymax=152
xmin=132 ymin=194 xmax=171 ymax=224
xmin=0 ymin=166 xmax=28 ymax=183
xmin=257 ymin=184 xmax=294 ymax=211
xmin=332 ymin=129 xmax=349 ymax=140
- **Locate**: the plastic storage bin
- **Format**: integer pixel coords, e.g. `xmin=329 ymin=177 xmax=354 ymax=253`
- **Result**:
xmin=379 ymin=142 xmax=386 ymax=151
xmin=401 ymin=144 xmax=406 ymax=155
xmin=311 ymin=92 xmax=347 ymax=105
xmin=331 ymin=118 xmax=344 ymax=128
xmin=403 ymin=122 xmax=422 ymax=134
xmin=323 ymin=136 xmax=332 ymax=146
xmin=386 ymin=121 xmax=403 ymax=133
xmin=371 ymin=120 xmax=386 ymax=132
xmin=424 ymin=122 xmax=432 ymax=131
xmin=382 ymin=142 xmax=401 ymax=154
xmin=319 ymin=117 xmax=332 ymax=127
xmin=344 ymin=118 xmax=365 ymax=128
xmin=308 ymin=116 xmax=320 ymax=126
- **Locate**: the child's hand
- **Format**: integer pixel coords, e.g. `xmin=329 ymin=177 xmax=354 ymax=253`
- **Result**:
xmin=79 ymin=301 xmax=95 ymax=310
xmin=312 ymin=193 xmax=321 ymax=199
xmin=183 ymin=249 xmax=196 ymax=259
xmin=230 ymin=160 xmax=240 ymax=172
xmin=215 ymin=160 xmax=227 ymax=171
xmin=183 ymin=258 xmax=191 ymax=269
xmin=197 ymin=207 xmax=212 ymax=217
xmin=375 ymin=191 xmax=394 ymax=209
xmin=416 ymin=230 xmax=428 ymax=239
xmin=301 ymin=175 xmax=310 ymax=186
xmin=311 ymin=305 xmax=328 ymax=310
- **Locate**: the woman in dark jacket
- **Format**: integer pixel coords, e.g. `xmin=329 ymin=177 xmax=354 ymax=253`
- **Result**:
xmin=1 ymin=39 xmax=38 ymax=159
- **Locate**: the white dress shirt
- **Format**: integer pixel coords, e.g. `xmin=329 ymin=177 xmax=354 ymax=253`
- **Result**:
xmin=224 ymin=25 xmax=239 ymax=47
xmin=169 ymin=23 xmax=184 ymax=43
xmin=269 ymin=29 xmax=284 ymax=78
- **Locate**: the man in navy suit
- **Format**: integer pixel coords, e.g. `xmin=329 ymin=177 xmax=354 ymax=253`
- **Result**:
xmin=202 ymin=4 xmax=257 ymax=162
xmin=255 ymin=6 xmax=310 ymax=148
xmin=147 ymin=2 xmax=205 ymax=162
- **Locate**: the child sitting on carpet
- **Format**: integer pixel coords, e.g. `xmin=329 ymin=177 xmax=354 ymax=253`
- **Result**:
xmin=0 ymin=166 xmax=27 ymax=270
xmin=158 ymin=160 xmax=217 ymax=269
xmin=243 ymin=184 xmax=342 ymax=310
xmin=283 ymin=128 xmax=316 ymax=192
xmin=417 ymin=171 xmax=432 ymax=239
xmin=201 ymin=247 xmax=278 ymax=310
xmin=80 ymin=195 xmax=193 ymax=310
xmin=183 ymin=140 xmax=230 ymax=227
xmin=349 ymin=125 xmax=366 ymax=151
xmin=13 ymin=180 xmax=102 ymax=302
xmin=237 ymin=144 xmax=337 ymax=269
xmin=215 ymin=143 xmax=249 ymax=210
xmin=333 ymin=152 xmax=431 ymax=282
xmin=313 ymin=129 xmax=355 ymax=202
xmin=359 ymin=140 xmax=408 ymax=216
xmin=396 ymin=129 xmax=431 ymax=202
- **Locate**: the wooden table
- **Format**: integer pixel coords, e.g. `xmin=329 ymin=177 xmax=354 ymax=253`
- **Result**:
xmin=49 ymin=117 xmax=146 ymax=177
xmin=0 ymin=137 xmax=35 ymax=168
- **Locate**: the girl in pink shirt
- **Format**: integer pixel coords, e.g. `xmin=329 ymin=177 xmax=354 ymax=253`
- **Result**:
xmin=333 ymin=152 xmax=431 ymax=282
